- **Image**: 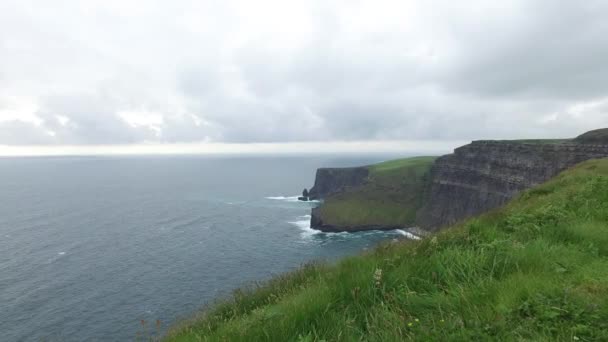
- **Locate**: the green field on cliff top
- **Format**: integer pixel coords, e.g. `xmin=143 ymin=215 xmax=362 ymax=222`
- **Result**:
xmin=316 ymin=156 xmax=437 ymax=229
xmin=166 ymin=158 xmax=608 ymax=341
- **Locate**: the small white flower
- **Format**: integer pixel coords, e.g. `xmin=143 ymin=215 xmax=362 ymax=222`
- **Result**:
xmin=373 ymin=268 xmax=383 ymax=286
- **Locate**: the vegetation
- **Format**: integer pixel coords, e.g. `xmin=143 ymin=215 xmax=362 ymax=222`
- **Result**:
xmin=166 ymin=158 xmax=608 ymax=341
xmin=575 ymin=128 xmax=608 ymax=144
xmin=490 ymin=139 xmax=570 ymax=145
xmin=317 ymin=156 xmax=436 ymax=228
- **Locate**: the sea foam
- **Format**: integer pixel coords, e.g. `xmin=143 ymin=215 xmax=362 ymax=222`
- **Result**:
xmin=266 ymin=195 xmax=301 ymax=202
xmin=266 ymin=196 xmax=321 ymax=204
xmin=288 ymin=215 xmax=322 ymax=237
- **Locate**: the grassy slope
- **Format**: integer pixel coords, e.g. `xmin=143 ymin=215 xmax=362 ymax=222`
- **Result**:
xmin=316 ymin=156 xmax=436 ymax=228
xmin=491 ymin=139 xmax=570 ymax=145
xmin=166 ymin=158 xmax=608 ymax=341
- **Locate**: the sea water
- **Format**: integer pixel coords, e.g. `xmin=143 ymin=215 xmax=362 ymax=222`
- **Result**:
xmin=0 ymin=155 xmax=414 ymax=341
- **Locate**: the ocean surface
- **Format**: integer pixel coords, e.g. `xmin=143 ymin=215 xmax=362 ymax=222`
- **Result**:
xmin=0 ymin=155 xmax=415 ymax=341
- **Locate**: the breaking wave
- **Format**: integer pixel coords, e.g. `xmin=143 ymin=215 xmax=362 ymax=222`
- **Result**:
xmin=288 ymin=215 xmax=322 ymax=237
xmin=395 ymin=229 xmax=421 ymax=240
xmin=288 ymin=215 xmax=420 ymax=240
xmin=266 ymin=195 xmax=301 ymax=202
xmin=266 ymin=196 xmax=320 ymax=203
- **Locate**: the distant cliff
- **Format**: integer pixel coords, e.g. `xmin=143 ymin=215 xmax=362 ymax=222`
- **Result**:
xmin=309 ymin=157 xmax=436 ymax=232
xmin=309 ymin=129 xmax=608 ymax=233
xmin=417 ymin=130 xmax=608 ymax=230
xmin=308 ymin=167 xmax=369 ymax=200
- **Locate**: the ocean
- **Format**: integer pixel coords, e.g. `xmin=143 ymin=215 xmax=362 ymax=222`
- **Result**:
xmin=0 ymin=155 xmax=413 ymax=341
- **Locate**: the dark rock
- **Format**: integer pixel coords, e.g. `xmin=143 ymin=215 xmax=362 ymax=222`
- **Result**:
xmin=416 ymin=138 xmax=608 ymax=231
xmin=308 ymin=167 xmax=369 ymax=200
xmin=305 ymin=129 xmax=608 ymax=234
xmin=575 ymin=128 xmax=608 ymax=144
xmin=298 ymin=189 xmax=310 ymax=201
xmin=310 ymin=207 xmax=404 ymax=232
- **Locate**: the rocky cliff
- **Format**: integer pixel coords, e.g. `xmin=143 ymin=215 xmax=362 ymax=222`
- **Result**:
xmin=417 ymin=129 xmax=608 ymax=230
xmin=308 ymin=129 xmax=608 ymax=233
xmin=308 ymin=167 xmax=369 ymax=200
xmin=308 ymin=157 xmax=436 ymax=233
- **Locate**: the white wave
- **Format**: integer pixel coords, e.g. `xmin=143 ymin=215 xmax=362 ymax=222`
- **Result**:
xmin=288 ymin=216 xmax=321 ymax=237
xmin=266 ymin=196 xmax=321 ymax=203
xmin=395 ymin=229 xmax=421 ymax=240
xmin=266 ymin=195 xmax=301 ymax=202
xmin=288 ymin=215 xmax=421 ymax=240
xmin=289 ymin=215 xmax=352 ymax=238
xmin=58 ymin=252 xmax=66 ymax=255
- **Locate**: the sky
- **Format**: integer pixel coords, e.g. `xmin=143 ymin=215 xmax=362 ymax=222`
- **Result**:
xmin=1 ymin=0 xmax=607 ymax=155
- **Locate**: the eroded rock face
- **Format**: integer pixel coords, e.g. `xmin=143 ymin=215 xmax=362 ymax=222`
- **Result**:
xmin=416 ymin=140 xmax=608 ymax=231
xmin=575 ymin=128 xmax=608 ymax=145
xmin=310 ymin=207 xmax=404 ymax=232
xmin=308 ymin=167 xmax=369 ymax=200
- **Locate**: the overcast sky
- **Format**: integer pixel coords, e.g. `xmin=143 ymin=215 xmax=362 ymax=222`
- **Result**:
xmin=1 ymin=0 xmax=607 ymax=155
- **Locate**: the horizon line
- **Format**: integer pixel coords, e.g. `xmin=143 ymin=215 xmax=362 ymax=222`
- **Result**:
xmin=0 ymin=139 xmax=468 ymax=157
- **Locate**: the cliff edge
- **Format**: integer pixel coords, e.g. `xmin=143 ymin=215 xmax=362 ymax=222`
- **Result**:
xmin=310 ymin=157 xmax=436 ymax=232
xmin=309 ymin=129 xmax=608 ymax=233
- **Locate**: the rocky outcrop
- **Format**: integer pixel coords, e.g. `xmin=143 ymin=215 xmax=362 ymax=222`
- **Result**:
xmin=308 ymin=167 xmax=369 ymax=200
xmin=416 ymin=137 xmax=608 ymax=231
xmin=310 ymin=206 xmax=403 ymax=232
xmin=574 ymin=128 xmax=608 ymax=144
xmin=305 ymin=129 xmax=608 ymax=234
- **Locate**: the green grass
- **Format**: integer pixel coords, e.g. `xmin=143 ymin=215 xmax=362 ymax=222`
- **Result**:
xmin=368 ymin=156 xmax=437 ymax=175
xmin=317 ymin=156 xmax=436 ymax=228
xmin=165 ymin=158 xmax=608 ymax=341
xmin=489 ymin=139 xmax=570 ymax=145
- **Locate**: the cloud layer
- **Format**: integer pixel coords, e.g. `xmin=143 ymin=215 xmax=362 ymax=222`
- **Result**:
xmin=1 ymin=0 xmax=607 ymax=146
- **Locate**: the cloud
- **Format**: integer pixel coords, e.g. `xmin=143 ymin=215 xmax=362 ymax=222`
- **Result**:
xmin=0 ymin=0 xmax=607 ymax=147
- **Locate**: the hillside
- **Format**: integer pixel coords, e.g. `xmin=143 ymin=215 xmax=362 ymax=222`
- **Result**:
xmin=166 ymin=158 xmax=608 ymax=341
xmin=310 ymin=129 xmax=608 ymax=233
xmin=311 ymin=156 xmax=436 ymax=232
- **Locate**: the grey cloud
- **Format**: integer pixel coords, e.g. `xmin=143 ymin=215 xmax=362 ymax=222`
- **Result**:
xmin=0 ymin=120 xmax=55 ymax=145
xmin=1 ymin=0 xmax=607 ymax=147
xmin=35 ymin=94 xmax=156 ymax=145
xmin=441 ymin=0 xmax=608 ymax=100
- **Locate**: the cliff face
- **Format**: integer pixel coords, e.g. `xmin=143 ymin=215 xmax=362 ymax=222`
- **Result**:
xmin=308 ymin=157 xmax=436 ymax=233
xmin=308 ymin=167 xmax=369 ymax=200
xmin=416 ymin=139 xmax=608 ymax=230
xmin=306 ymin=129 xmax=608 ymax=233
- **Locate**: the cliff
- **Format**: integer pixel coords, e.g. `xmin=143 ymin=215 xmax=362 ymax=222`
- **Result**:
xmin=168 ymin=158 xmax=608 ymax=341
xmin=417 ymin=131 xmax=608 ymax=230
xmin=310 ymin=157 xmax=436 ymax=232
xmin=308 ymin=167 xmax=369 ymax=200
xmin=309 ymin=128 xmax=608 ymax=233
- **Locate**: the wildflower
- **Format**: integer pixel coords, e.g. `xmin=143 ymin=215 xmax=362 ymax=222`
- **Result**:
xmin=373 ymin=268 xmax=383 ymax=287
xmin=407 ymin=322 xmax=413 ymax=327
xmin=414 ymin=318 xmax=419 ymax=322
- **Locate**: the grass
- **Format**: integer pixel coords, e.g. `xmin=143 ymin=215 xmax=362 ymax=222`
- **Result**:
xmin=368 ymin=156 xmax=437 ymax=175
xmin=487 ymin=139 xmax=570 ymax=145
xmin=165 ymin=158 xmax=608 ymax=341
xmin=316 ymin=156 xmax=436 ymax=228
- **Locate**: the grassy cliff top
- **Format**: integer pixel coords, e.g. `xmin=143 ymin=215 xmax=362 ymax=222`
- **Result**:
xmin=317 ymin=156 xmax=436 ymax=228
xmin=368 ymin=156 xmax=437 ymax=175
xmin=476 ymin=139 xmax=571 ymax=145
xmin=166 ymin=158 xmax=608 ymax=341
xmin=575 ymin=128 xmax=608 ymax=144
